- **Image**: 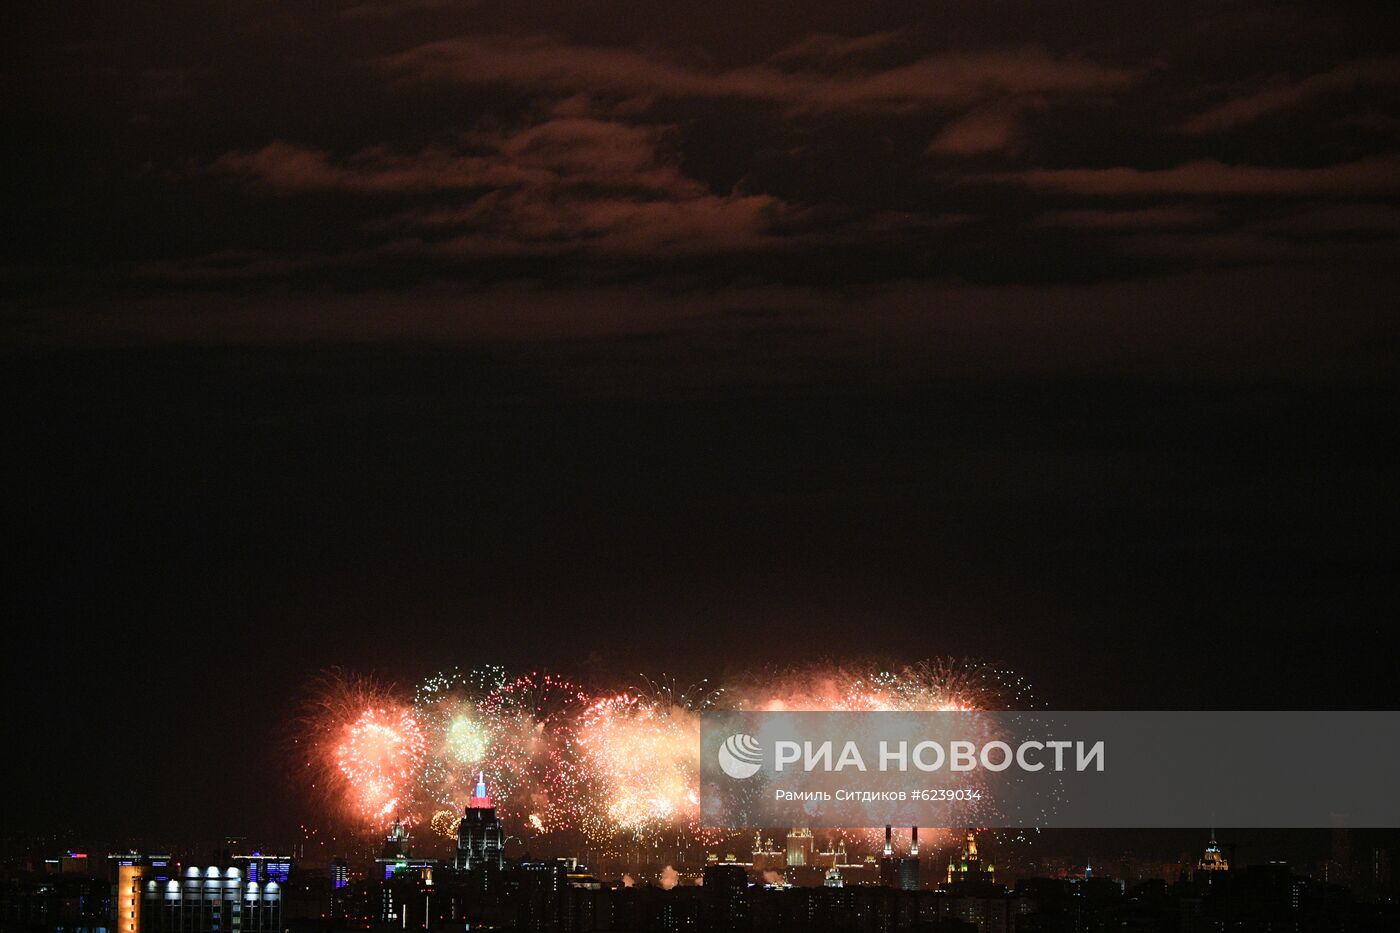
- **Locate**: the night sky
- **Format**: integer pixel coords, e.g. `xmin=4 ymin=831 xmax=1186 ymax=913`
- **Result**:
xmin=4 ymin=2 xmax=1400 ymax=841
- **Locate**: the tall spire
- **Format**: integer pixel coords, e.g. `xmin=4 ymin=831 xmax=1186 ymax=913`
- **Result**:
xmin=468 ymin=771 xmax=493 ymax=809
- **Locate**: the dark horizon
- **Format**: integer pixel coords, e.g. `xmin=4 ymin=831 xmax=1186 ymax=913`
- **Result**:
xmin=5 ymin=1 xmax=1400 ymax=843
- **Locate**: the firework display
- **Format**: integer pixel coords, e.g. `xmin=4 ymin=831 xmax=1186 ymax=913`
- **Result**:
xmin=411 ymin=666 xmax=508 ymax=812
xmin=725 ymin=661 xmax=1037 ymax=850
xmin=299 ymin=660 xmax=1035 ymax=849
xmin=475 ymin=671 xmax=593 ymax=833
xmin=298 ymin=672 xmax=429 ymax=825
xmin=575 ymin=678 xmax=722 ymax=843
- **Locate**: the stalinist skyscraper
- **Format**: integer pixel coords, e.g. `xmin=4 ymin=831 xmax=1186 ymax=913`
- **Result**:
xmin=455 ymin=772 xmax=505 ymax=870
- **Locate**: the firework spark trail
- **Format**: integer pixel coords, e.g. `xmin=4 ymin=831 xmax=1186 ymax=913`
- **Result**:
xmin=412 ymin=666 xmax=508 ymax=810
xmin=476 ymin=671 xmax=593 ymax=834
xmin=335 ymin=706 xmax=427 ymax=822
xmin=722 ymin=659 xmax=1037 ymax=850
xmin=298 ymin=671 xmax=428 ymax=827
xmin=727 ymin=658 xmax=1034 ymax=713
xmin=302 ymin=660 xmax=1034 ymax=849
xmin=574 ymin=678 xmax=720 ymax=844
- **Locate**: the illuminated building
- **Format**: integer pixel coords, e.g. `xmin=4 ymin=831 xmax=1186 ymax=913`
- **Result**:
xmin=115 ymin=864 xmax=144 ymax=933
xmin=58 ymin=852 xmax=90 ymax=874
xmin=375 ymin=816 xmax=437 ymax=880
xmin=946 ymin=828 xmax=995 ymax=886
xmin=785 ymin=828 xmax=814 ymax=867
xmin=455 ymin=771 xmax=505 ymax=871
xmin=1197 ymin=830 xmax=1230 ymax=875
xmin=110 ymin=853 xmax=174 ymax=933
xmin=329 ymin=858 xmax=349 ymax=890
xmin=823 ymin=866 xmax=844 ymax=888
xmin=814 ymin=839 xmax=850 ymax=869
xmin=109 ymin=852 xmax=173 ymax=875
xmin=516 ymin=859 xmax=570 ymax=931
xmin=878 ymin=826 xmax=921 ymax=890
xmin=751 ymin=832 xmax=784 ymax=874
xmin=901 ymin=827 xmax=921 ymax=890
xmin=232 ymin=854 xmax=292 ymax=885
xmin=139 ymin=865 xmax=280 ymax=933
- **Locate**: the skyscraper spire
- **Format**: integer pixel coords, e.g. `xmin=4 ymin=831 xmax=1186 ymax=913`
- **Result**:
xmin=468 ymin=771 xmax=493 ymax=809
xmin=457 ymin=767 xmax=504 ymax=871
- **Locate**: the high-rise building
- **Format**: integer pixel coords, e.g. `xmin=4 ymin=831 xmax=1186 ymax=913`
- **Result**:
xmin=456 ymin=772 xmax=505 ymax=871
xmin=1196 ymin=830 xmax=1230 ymax=878
xmin=375 ymin=817 xmax=438 ymax=881
xmin=232 ymin=854 xmax=293 ymax=885
xmin=946 ymin=828 xmax=996 ymax=887
xmin=751 ymin=832 xmax=784 ymax=874
xmin=115 ymin=864 xmax=144 ymax=933
xmin=110 ymin=853 xmax=175 ymax=933
xmin=383 ymin=816 xmax=412 ymax=860
xmin=785 ymin=828 xmax=814 ymax=867
xmin=814 ymin=839 xmax=850 ymax=869
xmin=901 ymin=827 xmax=921 ymax=890
xmin=701 ymin=864 xmax=749 ymax=932
xmin=878 ymin=826 xmax=920 ymax=890
xmin=135 ymin=865 xmax=280 ymax=933
xmin=516 ymin=859 xmax=570 ymax=931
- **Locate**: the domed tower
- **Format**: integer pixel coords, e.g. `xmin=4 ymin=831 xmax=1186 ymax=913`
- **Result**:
xmin=945 ymin=828 xmax=995 ymax=886
xmin=1197 ymin=830 xmax=1229 ymax=875
xmin=381 ymin=816 xmax=411 ymax=859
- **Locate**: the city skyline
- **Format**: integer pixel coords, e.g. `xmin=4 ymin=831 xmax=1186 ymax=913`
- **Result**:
xmin=10 ymin=822 xmax=1398 ymax=932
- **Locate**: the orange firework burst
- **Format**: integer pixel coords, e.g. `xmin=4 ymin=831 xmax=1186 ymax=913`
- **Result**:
xmin=573 ymin=677 xmax=724 ymax=846
xmin=299 ymin=671 xmax=425 ymax=831
xmin=576 ymin=692 xmax=700 ymax=840
xmin=335 ymin=706 xmax=427 ymax=822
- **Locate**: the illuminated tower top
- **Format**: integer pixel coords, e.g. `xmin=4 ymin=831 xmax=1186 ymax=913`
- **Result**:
xmin=1197 ymin=830 xmax=1229 ymax=872
xmin=382 ymin=816 xmax=411 ymax=859
xmin=457 ymin=771 xmax=504 ymax=871
xmin=946 ymin=828 xmax=994 ymax=885
xmin=468 ymin=771 xmax=493 ymax=809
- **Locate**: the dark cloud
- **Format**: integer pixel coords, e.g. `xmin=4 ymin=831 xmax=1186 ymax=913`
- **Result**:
xmin=7 ymin=3 xmax=1399 ymax=309
xmin=988 ymin=153 xmax=1400 ymax=196
xmin=1035 ymin=206 xmax=1218 ymax=229
xmin=1182 ymin=55 xmax=1400 ymax=133
xmin=927 ymin=100 xmax=1043 ymax=155
xmin=213 ymin=117 xmax=791 ymax=256
xmin=380 ymin=35 xmax=1137 ymax=113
